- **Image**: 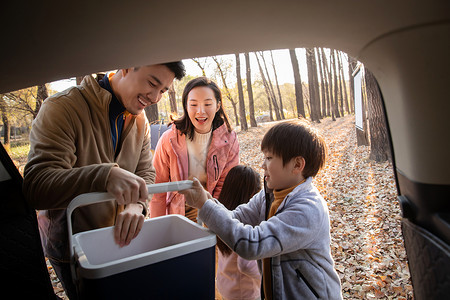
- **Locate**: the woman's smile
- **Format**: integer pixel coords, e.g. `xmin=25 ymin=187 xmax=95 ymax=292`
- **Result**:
xmin=187 ymin=86 xmax=220 ymax=134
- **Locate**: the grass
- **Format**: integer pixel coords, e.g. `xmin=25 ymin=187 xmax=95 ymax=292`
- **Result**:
xmin=7 ymin=142 xmax=30 ymax=161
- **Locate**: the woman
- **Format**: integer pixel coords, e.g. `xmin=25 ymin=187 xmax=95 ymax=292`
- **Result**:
xmin=150 ymin=77 xmax=239 ymax=222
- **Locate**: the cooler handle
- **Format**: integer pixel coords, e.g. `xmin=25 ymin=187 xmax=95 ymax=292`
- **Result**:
xmin=67 ymin=192 xmax=115 ymax=284
xmin=67 ymin=180 xmax=193 ymax=283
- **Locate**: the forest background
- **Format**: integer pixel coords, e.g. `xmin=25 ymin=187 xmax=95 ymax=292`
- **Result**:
xmin=1 ymin=48 xmax=413 ymax=299
xmin=1 ymin=47 xmax=389 ymax=166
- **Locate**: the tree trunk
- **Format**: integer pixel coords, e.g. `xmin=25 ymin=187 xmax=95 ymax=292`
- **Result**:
xmin=313 ymin=50 xmax=322 ymax=120
xmin=260 ymin=52 xmax=281 ymax=120
xmin=336 ymin=52 xmax=345 ymax=115
xmin=331 ymin=49 xmax=341 ymax=119
xmin=338 ymin=52 xmax=349 ymax=114
xmin=212 ymin=56 xmax=240 ymax=126
xmin=306 ymin=48 xmax=314 ymax=120
xmin=316 ymin=48 xmax=327 ymax=118
xmin=365 ymin=69 xmax=391 ymax=162
xmin=354 ymin=66 xmax=369 ymax=146
xmin=255 ymin=53 xmax=274 ymax=121
xmin=306 ymin=48 xmax=321 ymax=122
xmin=35 ymin=84 xmax=48 ymax=119
xmin=245 ymin=52 xmax=257 ymax=127
xmin=347 ymin=54 xmax=357 ymax=114
xmin=0 ymin=95 xmax=10 ymax=148
xmin=321 ymin=48 xmax=332 ymax=118
xmin=192 ymin=58 xmax=207 ymax=76
xmin=289 ymin=48 xmax=305 ymax=118
xmin=268 ymin=95 xmax=273 ymax=121
xmin=168 ymin=83 xmax=177 ymax=115
xmin=144 ymin=104 xmax=159 ymax=124
xmin=2 ymin=114 xmax=10 ymax=147
xmin=270 ymin=51 xmax=285 ymax=119
xmin=334 ymin=50 xmax=344 ymax=117
xmin=235 ymin=53 xmax=248 ymax=131
xmin=230 ymin=101 xmax=240 ymax=126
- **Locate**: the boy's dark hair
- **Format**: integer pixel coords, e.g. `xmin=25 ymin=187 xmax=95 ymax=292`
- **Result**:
xmin=161 ymin=61 xmax=186 ymax=80
xmin=217 ymin=165 xmax=261 ymax=256
xmin=261 ymin=120 xmax=327 ymax=178
xmin=172 ymin=76 xmax=232 ymax=140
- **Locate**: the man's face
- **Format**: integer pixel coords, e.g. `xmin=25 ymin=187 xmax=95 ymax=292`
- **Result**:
xmin=116 ymin=65 xmax=175 ymax=115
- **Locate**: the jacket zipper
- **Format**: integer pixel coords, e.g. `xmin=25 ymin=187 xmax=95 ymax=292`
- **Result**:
xmin=296 ymin=269 xmax=319 ymax=298
xmin=213 ymin=154 xmax=219 ymax=180
xmin=113 ymin=113 xmax=122 ymax=154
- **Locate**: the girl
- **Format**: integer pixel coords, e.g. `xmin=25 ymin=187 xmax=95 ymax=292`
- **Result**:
xmin=216 ymin=165 xmax=262 ymax=300
xmin=150 ymin=77 xmax=239 ymax=222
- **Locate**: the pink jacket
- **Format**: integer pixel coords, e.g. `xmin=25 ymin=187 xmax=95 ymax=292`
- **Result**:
xmin=217 ymin=250 xmax=261 ymax=300
xmin=150 ymin=123 xmax=239 ymax=217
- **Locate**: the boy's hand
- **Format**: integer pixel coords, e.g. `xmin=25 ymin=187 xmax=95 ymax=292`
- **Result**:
xmin=114 ymin=203 xmax=145 ymax=247
xmin=179 ymin=177 xmax=210 ymax=209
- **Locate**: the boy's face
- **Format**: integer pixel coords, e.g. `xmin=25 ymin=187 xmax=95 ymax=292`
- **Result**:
xmin=116 ymin=65 xmax=175 ymax=115
xmin=262 ymin=150 xmax=302 ymax=190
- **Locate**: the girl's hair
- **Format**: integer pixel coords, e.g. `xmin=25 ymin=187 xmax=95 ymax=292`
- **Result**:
xmin=171 ymin=77 xmax=232 ymax=140
xmin=217 ymin=165 xmax=261 ymax=256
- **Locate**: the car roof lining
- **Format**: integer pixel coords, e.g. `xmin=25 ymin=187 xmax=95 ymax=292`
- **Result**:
xmin=1 ymin=0 xmax=450 ymax=185
xmin=1 ymin=0 xmax=449 ymax=92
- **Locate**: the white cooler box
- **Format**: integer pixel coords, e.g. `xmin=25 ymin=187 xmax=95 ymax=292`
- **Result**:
xmin=67 ymin=181 xmax=216 ymax=300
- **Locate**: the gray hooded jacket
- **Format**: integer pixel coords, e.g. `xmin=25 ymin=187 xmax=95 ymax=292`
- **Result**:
xmin=198 ymin=177 xmax=342 ymax=299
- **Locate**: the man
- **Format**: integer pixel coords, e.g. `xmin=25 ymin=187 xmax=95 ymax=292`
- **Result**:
xmin=23 ymin=62 xmax=185 ymax=299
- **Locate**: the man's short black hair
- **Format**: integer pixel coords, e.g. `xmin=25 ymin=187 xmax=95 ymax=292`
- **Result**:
xmin=162 ymin=61 xmax=186 ymax=80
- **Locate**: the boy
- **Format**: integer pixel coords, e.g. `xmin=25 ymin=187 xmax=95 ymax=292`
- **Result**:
xmin=181 ymin=121 xmax=342 ymax=299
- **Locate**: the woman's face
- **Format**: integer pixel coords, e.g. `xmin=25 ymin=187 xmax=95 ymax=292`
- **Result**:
xmin=186 ymin=86 xmax=220 ymax=134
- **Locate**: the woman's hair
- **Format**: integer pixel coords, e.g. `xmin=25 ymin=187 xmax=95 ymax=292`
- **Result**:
xmin=171 ymin=77 xmax=232 ymax=140
xmin=217 ymin=165 xmax=261 ymax=256
xmin=261 ymin=120 xmax=327 ymax=178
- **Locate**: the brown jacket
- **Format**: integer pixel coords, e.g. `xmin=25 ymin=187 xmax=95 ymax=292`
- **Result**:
xmin=23 ymin=75 xmax=155 ymax=261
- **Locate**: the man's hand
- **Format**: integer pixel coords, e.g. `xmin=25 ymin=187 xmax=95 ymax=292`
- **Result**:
xmin=106 ymin=166 xmax=148 ymax=205
xmin=114 ymin=203 xmax=145 ymax=247
xmin=179 ymin=177 xmax=211 ymax=209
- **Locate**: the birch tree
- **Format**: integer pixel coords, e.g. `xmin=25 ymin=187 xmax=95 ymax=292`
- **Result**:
xmin=245 ymin=52 xmax=257 ymax=127
xmin=306 ymin=48 xmax=321 ymax=122
xmin=270 ymin=50 xmax=285 ymax=119
xmin=259 ymin=52 xmax=281 ymax=120
xmin=212 ymin=56 xmax=240 ymax=126
xmin=331 ymin=49 xmax=341 ymax=119
xmin=235 ymin=53 xmax=247 ymax=131
xmin=255 ymin=53 xmax=274 ymax=121
xmin=289 ymin=48 xmax=305 ymax=118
